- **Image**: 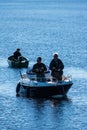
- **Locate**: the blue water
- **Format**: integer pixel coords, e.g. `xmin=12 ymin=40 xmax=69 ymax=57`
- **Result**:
xmin=0 ymin=0 xmax=87 ymax=130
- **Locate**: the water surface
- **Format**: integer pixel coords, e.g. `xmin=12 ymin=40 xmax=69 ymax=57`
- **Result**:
xmin=0 ymin=0 xmax=87 ymax=130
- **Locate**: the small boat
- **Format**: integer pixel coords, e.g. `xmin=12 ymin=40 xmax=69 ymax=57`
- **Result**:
xmin=8 ymin=55 xmax=29 ymax=68
xmin=16 ymin=67 xmax=73 ymax=98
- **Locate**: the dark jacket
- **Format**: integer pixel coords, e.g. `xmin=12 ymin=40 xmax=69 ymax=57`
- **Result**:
xmin=13 ymin=51 xmax=21 ymax=60
xmin=49 ymin=58 xmax=64 ymax=72
xmin=32 ymin=63 xmax=47 ymax=75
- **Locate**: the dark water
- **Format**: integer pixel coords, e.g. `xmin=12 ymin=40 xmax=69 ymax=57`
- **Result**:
xmin=0 ymin=0 xmax=87 ymax=129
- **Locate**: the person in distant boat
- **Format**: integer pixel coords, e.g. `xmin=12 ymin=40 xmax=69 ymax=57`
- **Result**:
xmin=13 ymin=48 xmax=22 ymax=61
xmin=49 ymin=52 xmax=64 ymax=81
xmin=32 ymin=57 xmax=47 ymax=82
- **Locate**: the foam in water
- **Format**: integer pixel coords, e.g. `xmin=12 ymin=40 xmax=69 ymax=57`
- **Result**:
xmin=64 ymin=67 xmax=87 ymax=79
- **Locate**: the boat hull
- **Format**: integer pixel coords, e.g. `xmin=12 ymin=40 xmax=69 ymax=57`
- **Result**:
xmin=8 ymin=55 xmax=29 ymax=68
xmin=27 ymin=84 xmax=72 ymax=98
xmin=16 ymin=80 xmax=73 ymax=98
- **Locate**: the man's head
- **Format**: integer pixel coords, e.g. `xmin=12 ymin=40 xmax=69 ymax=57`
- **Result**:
xmin=17 ymin=48 xmax=20 ymax=52
xmin=37 ymin=57 xmax=42 ymax=63
xmin=53 ymin=52 xmax=58 ymax=59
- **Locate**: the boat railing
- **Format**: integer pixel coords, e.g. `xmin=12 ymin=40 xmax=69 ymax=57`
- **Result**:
xmin=62 ymin=75 xmax=72 ymax=82
xmin=27 ymin=71 xmax=52 ymax=81
xmin=21 ymin=70 xmax=72 ymax=82
xmin=21 ymin=72 xmax=52 ymax=82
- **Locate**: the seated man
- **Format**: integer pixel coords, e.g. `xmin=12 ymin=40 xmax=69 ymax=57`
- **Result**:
xmin=49 ymin=53 xmax=64 ymax=81
xmin=32 ymin=57 xmax=47 ymax=82
xmin=13 ymin=48 xmax=22 ymax=61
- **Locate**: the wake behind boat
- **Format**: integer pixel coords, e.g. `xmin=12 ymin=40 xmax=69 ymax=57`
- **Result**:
xmin=8 ymin=55 xmax=29 ymax=68
xmin=16 ymin=67 xmax=73 ymax=98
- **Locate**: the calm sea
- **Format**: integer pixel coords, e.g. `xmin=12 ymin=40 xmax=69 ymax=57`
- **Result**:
xmin=0 ymin=0 xmax=87 ymax=130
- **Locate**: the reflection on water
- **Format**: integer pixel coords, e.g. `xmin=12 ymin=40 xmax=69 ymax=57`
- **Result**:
xmin=0 ymin=95 xmax=72 ymax=129
xmin=50 ymin=96 xmax=72 ymax=107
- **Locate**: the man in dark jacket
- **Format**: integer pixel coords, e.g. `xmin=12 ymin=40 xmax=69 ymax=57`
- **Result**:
xmin=32 ymin=57 xmax=47 ymax=82
xmin=49 ymin=53 xmax=64 ymax=81
xmin=13 ymin=48 xmax=22 ymax=60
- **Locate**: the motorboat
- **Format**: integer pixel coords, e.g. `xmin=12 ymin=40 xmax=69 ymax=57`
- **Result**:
xmin=8 ymin=55 xmax=29 ymax=68
xmin=16 ymin=66 xmax=73 ymax=98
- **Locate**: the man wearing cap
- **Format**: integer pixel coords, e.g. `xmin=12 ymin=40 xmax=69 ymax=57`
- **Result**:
xmin=49 ymin=53 xmax=64 ymax=81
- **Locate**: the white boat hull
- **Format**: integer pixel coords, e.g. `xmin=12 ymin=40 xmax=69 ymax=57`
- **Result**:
xmin=16 ymin=77 xmax=73 ymax=98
